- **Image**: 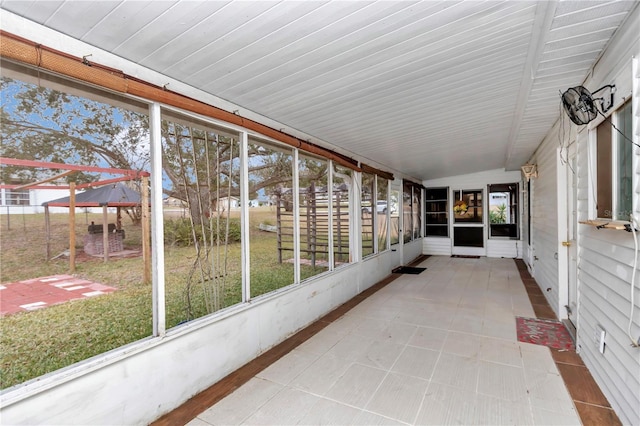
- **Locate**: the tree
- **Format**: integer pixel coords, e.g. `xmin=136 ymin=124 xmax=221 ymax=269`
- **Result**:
xmin=1 ymin=76 xmax=297 ymax=225
xmin=490 ymin=203 xmax=507 ymax=224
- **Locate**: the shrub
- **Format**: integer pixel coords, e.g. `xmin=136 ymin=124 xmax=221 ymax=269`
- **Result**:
xmin=164 ymin=218 xmax=241 ymax=247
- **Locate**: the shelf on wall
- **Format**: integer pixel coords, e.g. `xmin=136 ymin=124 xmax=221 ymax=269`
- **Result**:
xmin=579 ymin=220 xmax=628 ymax=230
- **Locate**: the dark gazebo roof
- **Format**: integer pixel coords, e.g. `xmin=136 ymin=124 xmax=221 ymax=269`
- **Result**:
xmin=43 ymin=183 xmax=141 ymax=207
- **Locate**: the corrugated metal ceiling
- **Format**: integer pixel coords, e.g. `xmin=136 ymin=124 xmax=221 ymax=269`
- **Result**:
xmin=1 ymin=0 xmax=637 ymax=179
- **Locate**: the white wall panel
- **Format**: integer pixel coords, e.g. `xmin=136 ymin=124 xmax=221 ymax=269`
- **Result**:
xmin=423 ymin=237 xmax=452 ymax=256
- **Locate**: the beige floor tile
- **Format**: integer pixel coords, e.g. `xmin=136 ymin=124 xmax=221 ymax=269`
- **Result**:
xmin=356 ymin=339 xmax=405 ymax=370
xmin=290 ymin=354 xmax=351 ymax=395
xmin=325 ymin=333 xmax=376 ymax=361
xmin=477 ymin=360 xmax=528 ymax=402
xmin=449 ymin=314 xmax=485 ymax=334
xmin=242 ymin=387 xmax=320 ymax=425
xmin=256 ymin=349 xmax=319 ymax=385
xmin=391 ymin=345 xmax=440 ymax=380
xmin=408 ymin=326 xmax=448 ymax=351
xmin=185 ymin=418 xmax=212 ymax=426
xmin=365 ymin=372 xmax=429 ymax=423
xmin=415 ymin=382 xmax=477 ymax=425
xmin=325 ymin=363 xmax=387 ymax=408
xmin=526 ymin=369 xmax=575 ymax=415
xmin=532 ymin=406 xmax=582 ymax=425
xmin=519 ymin=342 xmax=558 ymax=374
xmin=431 ymin=353 xmax=479 ymax=391
xmin=351 ymin=410 xmax=405 ymax=425
xmin=197 ymin=377 xmax=283 ymax=425
xmin=479 ymin=337 xmax=522 ymax=367
xmin=297 ymin=397 xmax=362 ymax=425
xmin=474 ymin=393 xmax=534 ymax=426
xmin=442 ymin=331 xmax=484 ymax=358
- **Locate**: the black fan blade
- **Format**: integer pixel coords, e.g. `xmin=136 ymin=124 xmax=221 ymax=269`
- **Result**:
xmin=562 ymin=86 xmax=597 ymax=125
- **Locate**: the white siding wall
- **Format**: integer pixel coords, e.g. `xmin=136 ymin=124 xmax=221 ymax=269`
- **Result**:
xmin=423 ymin=237 xmax=452 ymax=256
xmin=531 ymin=8 xmax=640 ymax=424
xmin=423 ymin=169 xmax=523 ymax=258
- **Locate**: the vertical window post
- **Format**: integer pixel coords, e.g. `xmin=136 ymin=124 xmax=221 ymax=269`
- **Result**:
xmin=240 ymin=131 xmax=250 ymax=302
xmin=150 ymin=102 xmax=166 ymax=337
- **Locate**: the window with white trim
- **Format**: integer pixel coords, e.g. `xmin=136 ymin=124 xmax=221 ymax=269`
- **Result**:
xmin=596 ymin=99 xmax=633 ymax=220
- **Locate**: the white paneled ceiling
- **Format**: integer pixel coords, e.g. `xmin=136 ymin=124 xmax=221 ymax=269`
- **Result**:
xmin=1 ymin=0 xmax=637 ymax=179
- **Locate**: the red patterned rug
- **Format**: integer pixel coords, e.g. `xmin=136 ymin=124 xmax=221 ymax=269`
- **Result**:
xmin=516 ymin=317 xmax=575 ymax=350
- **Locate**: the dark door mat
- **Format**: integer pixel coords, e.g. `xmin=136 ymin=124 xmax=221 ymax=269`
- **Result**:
xmin=451 ymin=255 xmax=481 ymax=258
xmin=392 ymin=266 xmax=427 ymax=274
xmin=516 ymin=317 xmax=575 ymax=350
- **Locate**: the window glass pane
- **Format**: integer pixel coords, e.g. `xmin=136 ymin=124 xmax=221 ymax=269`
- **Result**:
xmin=333 ymin=165 xmax=352 ymax=267
xmin=161 ymin=113 xmax=242 ymax=326
xmin=3 ymin=188 xmax=30 ymax=205
xmin=377 ymin=176 xmax=389 ymax=250
xmin=596 ymin=120 xmax=613 ymax=218
xmin=248 ymin=138 xmax=295 ymax=298
xmin=615 ymin=100 xmax=633 ymax=220
xmin=454 ymin=190 xmax=483 ymax=223
xmin=361 ymin=172 xmax=375 ymax=257
xmin=489 ymin=183 xmax=519 ymax=239
xmin=299 ymin=155 xmax=329 ymax=278
xmin=403 ymin=182 xmax=412 ymax=243
xmin=390 ymin=189 xmax=400 ymax=245
xmin=0 ymin=70 xmax=151 ymax=388
xmin=412 ymin=187 xmax=422 ymax=239
xmin=425 ymin=187 xmax=448 ymax=237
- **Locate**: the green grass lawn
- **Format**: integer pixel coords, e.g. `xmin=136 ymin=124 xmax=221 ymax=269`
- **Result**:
xmin=0 ymin=207 xmax=333 ymax=389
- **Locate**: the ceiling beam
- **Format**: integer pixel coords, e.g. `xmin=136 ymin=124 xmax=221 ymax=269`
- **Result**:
xmin=504 ymin=1 xmax=558 ymax=169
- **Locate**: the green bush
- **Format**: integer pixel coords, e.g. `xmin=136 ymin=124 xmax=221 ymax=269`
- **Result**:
xmin=164 ymin=218 xmax=241 ymax=246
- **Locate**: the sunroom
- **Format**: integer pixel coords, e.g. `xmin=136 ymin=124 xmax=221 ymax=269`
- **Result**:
xmin=0 ymin=1 xmax=639 ymax=425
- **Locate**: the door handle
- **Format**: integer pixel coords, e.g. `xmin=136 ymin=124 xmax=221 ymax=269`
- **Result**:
xmin=562 ymin=241 xmax=572 ymax=247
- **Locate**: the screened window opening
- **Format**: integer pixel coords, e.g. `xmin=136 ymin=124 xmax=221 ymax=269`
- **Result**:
xmin=453 ymin=189 xmax=483 ymax=223
xmin=161 ymin=111 xmax=243 ymax=325
xmin=390 ymin=188 xmax=401 ymax=245
xmin=361 ymin=172 xmax=375 ymax=258
xmin=332 ymin=165 xmax=352 ymax=266
xmin=403 ymin=182 xmax=413 ymax=243
xmin=377 ymin=176 xmax=389 ymax=251
xmin=596 ymin=100 xmax=633 ymax=220
xmin=248 ymin=137 xmax=295 ymax=298
xmin=488 ymin=183 xmax=519 ymax=239
xmin=0 ymin=65 xmax=151 ymax=389
xmin=298 ymin=155 xmax=330 ymax=278
xmin=425 ymin=187 xmax=449 ymax=237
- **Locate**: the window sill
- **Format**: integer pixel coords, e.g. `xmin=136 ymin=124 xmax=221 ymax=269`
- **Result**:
xmin=579 ymin=219 xmax=629 ymax=230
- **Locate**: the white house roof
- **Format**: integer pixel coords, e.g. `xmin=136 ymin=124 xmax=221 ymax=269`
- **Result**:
xmin=1 ymin=1 xmax=637 ymax=180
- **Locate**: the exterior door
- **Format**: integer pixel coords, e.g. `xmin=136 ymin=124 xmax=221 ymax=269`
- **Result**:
xmin=567 ymin=144 xmax=578 ymax=325
xmin=451 ymin=188 xmax=486 ymax=256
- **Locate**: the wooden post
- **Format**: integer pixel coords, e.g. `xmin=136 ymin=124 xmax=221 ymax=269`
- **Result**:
xmin=45 ymin=205 xmax=51 ymax=260
xmin=116 ymin=207 xmax=122 ymax=230
xmin=69 ymin=182 xmax=76 ymax=273
xmin=141 ymin=176 xmax=151 ymax=285
xmin=102 ymin=205 xmax=109 ymax=263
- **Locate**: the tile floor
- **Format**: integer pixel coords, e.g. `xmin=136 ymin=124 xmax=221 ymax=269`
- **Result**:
xmin=186 ymin=256 xmax=583 ymax=425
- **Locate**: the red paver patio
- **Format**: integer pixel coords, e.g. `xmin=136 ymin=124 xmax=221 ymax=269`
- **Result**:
xmin=0 ymin=275 xmax=116 ymax=316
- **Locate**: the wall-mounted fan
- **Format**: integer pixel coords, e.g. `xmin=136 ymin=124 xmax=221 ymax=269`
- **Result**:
xmin=561 ymin=85 xmax=615 ymax=125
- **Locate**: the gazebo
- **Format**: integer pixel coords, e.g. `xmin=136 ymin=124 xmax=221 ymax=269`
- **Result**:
xmin=43 ymin=183 xmax=142 ymax=260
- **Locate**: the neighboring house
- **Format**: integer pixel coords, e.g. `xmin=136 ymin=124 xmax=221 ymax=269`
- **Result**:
xmin=0 ymin=185 xmax=79 ymax=214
